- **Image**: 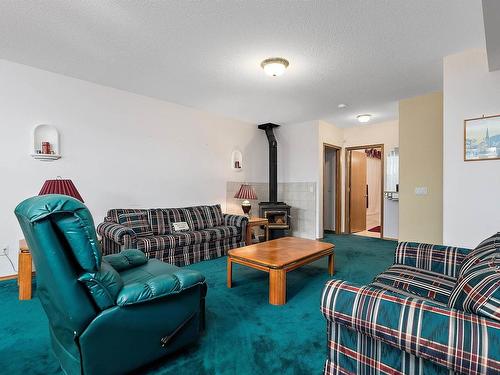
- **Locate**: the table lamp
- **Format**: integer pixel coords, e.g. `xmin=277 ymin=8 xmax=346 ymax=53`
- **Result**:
xmin=39 ymin=177 xmax=84 ymax=202
xmin=234 ymin=184 xmax=257 ymax=217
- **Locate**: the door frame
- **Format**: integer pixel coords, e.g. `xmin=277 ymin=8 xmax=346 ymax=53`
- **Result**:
xmin=345 ymin=144 xmax=384 ymax=238
xmin=322 ymin=143 xmax=342 ymax=235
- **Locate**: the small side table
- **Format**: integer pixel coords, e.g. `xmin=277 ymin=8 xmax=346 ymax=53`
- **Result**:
xmin=18 ymin=239 xmax=33 ymax=300
xmin=246 ymin=217 xmax=269 ymax=245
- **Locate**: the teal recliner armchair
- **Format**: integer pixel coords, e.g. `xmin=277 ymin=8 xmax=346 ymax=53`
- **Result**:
xmin=15 ymin=195 xmax=207 ymax=375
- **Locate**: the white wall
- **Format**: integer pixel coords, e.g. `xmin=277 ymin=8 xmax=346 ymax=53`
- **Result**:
xmin=0 ymin=59 xmax=267 ymax=277
xmin=276 ymin=121 xmax=319 ymax=183
xmin=343 ymin=120 xmax=399 ymax=182
xmin=275 ymin=121 xmax=319 ymax=238
xmin=443 ymin=49 xmax=500 ymax=247
xmin=366 ymin=156 xmax=382 ymax=218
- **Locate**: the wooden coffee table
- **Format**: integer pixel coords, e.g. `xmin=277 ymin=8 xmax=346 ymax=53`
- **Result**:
xmin=227 ymin=237 xmax=334 ymax=305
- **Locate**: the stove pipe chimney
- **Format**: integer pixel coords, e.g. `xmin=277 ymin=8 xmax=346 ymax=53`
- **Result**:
xmin=258 ymin=123 xmax=280 ymax=203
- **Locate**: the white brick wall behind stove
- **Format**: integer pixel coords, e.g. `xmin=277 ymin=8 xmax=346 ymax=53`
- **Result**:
xmin=226 ymin=181 xmax=317 ymax=239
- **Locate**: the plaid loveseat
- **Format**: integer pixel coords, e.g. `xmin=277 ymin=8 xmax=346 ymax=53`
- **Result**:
xmin=97 ymin=205 xmax=247 ymax=266
xmin=321 ymin=236 xmax=500 ymax=375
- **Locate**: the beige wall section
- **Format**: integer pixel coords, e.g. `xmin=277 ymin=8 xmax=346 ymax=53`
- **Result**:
xmin=399 ymin=92 xmax=443 ymax=244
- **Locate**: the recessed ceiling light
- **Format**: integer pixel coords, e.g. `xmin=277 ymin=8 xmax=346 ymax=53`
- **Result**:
xmin=261 ymin=57 xmax=289 ymax=77
xmin=338 ymin=103 xmax=348 ymax=109
xmin=357 ymin=114 xmax=372 ymax=123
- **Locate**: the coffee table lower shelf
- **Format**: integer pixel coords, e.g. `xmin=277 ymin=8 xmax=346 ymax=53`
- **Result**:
xmin=227 ymin=241 xmax=334 ymax=305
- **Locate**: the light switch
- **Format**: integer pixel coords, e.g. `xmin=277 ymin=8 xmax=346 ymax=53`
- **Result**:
xmin=414 ymin=186 xmax=428 ymax=195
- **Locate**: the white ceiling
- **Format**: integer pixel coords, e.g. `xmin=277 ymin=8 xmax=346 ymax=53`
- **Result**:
xmin=0 ymin=1 xmax=486 ymax=127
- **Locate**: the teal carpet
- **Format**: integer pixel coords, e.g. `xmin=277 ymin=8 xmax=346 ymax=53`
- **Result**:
xmin=0 ymin=234 xmax=396 ymax=375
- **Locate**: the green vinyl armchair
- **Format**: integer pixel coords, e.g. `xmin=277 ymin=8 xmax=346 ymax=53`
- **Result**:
xmin=15 ymin=195 xmax=207 ymax=375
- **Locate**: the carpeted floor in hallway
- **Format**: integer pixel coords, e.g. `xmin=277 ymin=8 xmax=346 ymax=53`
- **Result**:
xmin=0 ymin=234 xmax=396 ymax=375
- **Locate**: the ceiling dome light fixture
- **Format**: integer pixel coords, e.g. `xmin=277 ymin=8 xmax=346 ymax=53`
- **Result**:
xmin=261 ymin=57 xmax=289 ymax=77
xmin=357 ymin=114 xmax=372 ymax=123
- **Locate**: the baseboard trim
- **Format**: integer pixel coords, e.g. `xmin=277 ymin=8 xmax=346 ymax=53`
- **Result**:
xmin=0 ymin=271 xmax=35 ymax=282
xmin=0 ymin=274 xmax=18 ymax=281
xmin=382 ymin=236 xmax=398 ymax=241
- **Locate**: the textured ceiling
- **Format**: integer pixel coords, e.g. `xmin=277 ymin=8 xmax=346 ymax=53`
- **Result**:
xmin=0 ymin=1 xmax=485 ymax=127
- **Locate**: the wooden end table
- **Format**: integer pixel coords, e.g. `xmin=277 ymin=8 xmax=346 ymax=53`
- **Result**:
xmin=18 ymin=239 xmax=33 ymax=300
xmin=246 ymin=217 xmax=269 ymax=245
xmin=227 ymin=237 xmax=334 ymax=305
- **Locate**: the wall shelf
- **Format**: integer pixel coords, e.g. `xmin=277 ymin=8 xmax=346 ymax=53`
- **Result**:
xmin=231 ymin=150 xmax=243 ymax=171
xmin=32 ymin=124 xmax=61 ymax=162
xmin=31 ymin=153 xmax=62 ymax=161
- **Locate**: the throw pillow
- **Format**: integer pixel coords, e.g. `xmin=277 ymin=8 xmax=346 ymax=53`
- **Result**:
xmin=459 ymin=232 xmax=500 ymax=276
xmin=167 ymin=208 xmax=193 ymax=233
xmin=118 ymin=212 xmax=153 ymax=237
xmin=448 ymin=257 xmax=500 ymax=321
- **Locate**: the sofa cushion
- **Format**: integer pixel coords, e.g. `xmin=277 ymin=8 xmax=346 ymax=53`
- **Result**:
xmin=459 ymin=232 xmax=500 ymax=276
xmin=370 ymin=264 xmax=457 ymax=305
xmin=394 ymin=241 xmax=470 ymax=278
xmin=167 ymin=206 xmax=211 ymax=232
xmin=167 ymin=208 xmax=194 ymax=232
xmin=201 ymin=204 xmax=224 ymax=227
xmin=448 ymin=257 xmax=500 ymax=321
xmin=118 ymin=212 xmax=153 ymax=237
xmin=116 ymin=259 xmax=206 ymax=306
xmin=148 ymin=209 xmax=171 ymax=235
xmin=187 ymin=206 xmax=209 ymax=230
xmin=135 ymin=225 xmax=239 ymax=252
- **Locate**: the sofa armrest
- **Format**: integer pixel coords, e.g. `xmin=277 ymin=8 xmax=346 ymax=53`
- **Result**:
xmin=97 ymin=221 xmax=136 ymax=247
xmin=394 ymin=241 xmax=471 ymax=278
xmin=223 ymin=213 xmax=248 ymax=227
xmin=223 ymin=214 xmax=248 ymax=239
xmin=321 ymin=279 xmax=500 ymax=375
xmin=116 ymin=269 xmax=206 ymax=306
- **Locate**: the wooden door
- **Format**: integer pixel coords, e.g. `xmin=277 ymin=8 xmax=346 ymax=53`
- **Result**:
xmin=349 ymin=150 xmax=367 ymax=232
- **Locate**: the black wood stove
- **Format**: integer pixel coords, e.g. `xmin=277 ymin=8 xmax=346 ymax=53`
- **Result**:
xmin=258 ymin=123 xmax=291 ymax=239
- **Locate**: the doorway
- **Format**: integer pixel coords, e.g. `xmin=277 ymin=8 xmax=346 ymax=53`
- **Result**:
xmin=323 ymin=144 xmax=341 ymax=235
xmin=345 ymin=145 xmax=384 ymax=238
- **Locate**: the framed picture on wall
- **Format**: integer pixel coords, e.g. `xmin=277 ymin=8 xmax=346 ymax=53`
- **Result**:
xmin=464 ymin=114 xmax=500 ymax=161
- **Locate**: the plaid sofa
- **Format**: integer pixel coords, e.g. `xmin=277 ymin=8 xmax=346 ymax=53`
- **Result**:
xmin=97 ymin=205 xmax=247 ymax=266
xmin=321 ymin=235 xmax=500 ymax=375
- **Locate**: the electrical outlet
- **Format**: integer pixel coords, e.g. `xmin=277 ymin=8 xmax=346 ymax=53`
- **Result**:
xmin=1 ymin=245 xmax=8 ymax=255
xmin=414 ymin=186 xmax=428 ymax=196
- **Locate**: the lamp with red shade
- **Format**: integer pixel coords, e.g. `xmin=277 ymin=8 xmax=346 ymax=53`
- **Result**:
xmin=39 ymin=177 xmax=84 ymax=202
xmin=234 ymin=184 xmax=257 ymax=217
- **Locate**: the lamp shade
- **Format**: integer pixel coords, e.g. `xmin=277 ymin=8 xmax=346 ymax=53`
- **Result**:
xmin=234 ymin=184 xmax=257 ymax=200
xmin=39 ymin=178 xmax=84 ymax=202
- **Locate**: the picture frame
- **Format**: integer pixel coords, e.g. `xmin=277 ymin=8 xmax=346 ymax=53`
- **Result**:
xmin=464 ymin=114 xmax=500 ymax=161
